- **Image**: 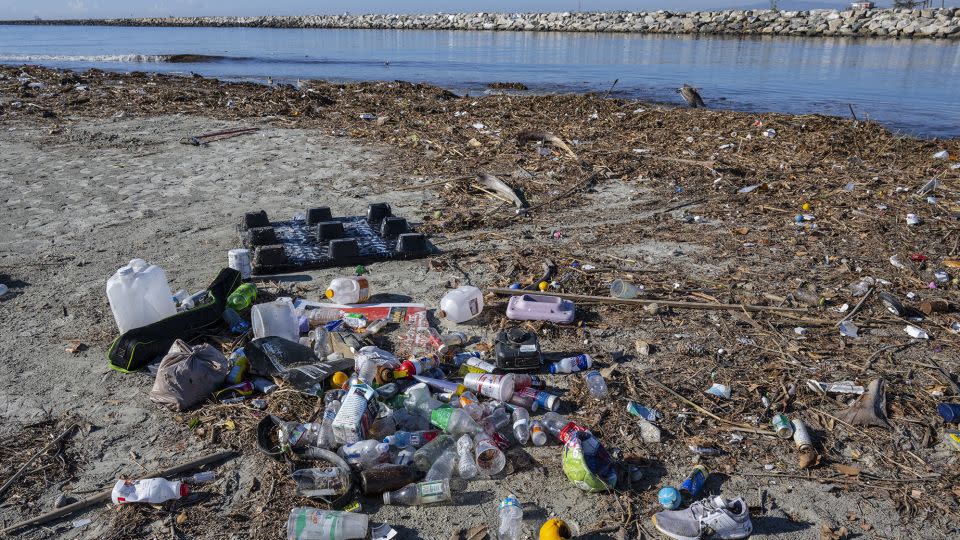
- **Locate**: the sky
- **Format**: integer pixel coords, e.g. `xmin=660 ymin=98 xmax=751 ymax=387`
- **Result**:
xmin=0 ymin=1 xmax=954 ymax=19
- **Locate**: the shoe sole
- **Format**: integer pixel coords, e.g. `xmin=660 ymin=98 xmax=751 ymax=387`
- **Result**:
xmin=651 ymin=515 xmax=700 ymax=540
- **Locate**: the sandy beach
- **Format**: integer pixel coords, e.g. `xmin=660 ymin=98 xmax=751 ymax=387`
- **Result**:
xmin=1 ymin=65 xmax=959 ymax=539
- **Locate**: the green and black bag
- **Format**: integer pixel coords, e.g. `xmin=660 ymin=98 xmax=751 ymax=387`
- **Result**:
xmin=107 ymin=267 xmax=243 ymax=372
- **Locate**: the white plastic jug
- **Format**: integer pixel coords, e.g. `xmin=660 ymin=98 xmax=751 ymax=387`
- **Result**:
xmin=251 ymin=298 xmax=299 ymax=342
xmin=438 ymin=286 xmax=484 ymax=323
xmin=106 ymin=259 xmax=177 ymax=333
xmin=325 ymin=277 xmax=370 ymax=304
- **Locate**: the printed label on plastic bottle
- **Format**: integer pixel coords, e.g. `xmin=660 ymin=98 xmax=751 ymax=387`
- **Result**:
xmin=430 ymin=406 xmax=453 ymax=431
xmin=418 ymin=481 xmax=446 ymax=503
xmin=558 ymin=422 xmax=585 ymax=444
xmin=468 ymin=298 xmax=479 ymax=316
xmin=294 ymin=510 xmax=340 ymax=539
xmin=357 ymin=278 xmax=370 ymax=303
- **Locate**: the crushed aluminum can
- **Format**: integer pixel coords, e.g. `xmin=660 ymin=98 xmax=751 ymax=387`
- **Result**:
xmin=771 ymin=414 xmax=794 ymax=439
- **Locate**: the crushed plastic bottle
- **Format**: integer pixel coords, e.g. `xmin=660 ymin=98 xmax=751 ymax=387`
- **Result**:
xmin=456 ymin=434 xmax=478 ymax=479
xmin=498 ymin=494 xmax=523 ymax=540
xmin=111 ymin=478 xmax=186 ymax=504
xmin=424 ymin=448 xmax=457 ymax=481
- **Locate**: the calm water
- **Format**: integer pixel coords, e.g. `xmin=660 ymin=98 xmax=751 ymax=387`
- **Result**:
xmin=2 ymin=25 xmax=959 ymax=137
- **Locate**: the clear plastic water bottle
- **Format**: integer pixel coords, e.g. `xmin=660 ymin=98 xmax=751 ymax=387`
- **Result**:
xmin=498 ymin=494 xmax=523 ymax=540
xmin=382 ymin=480 xmax=451 ymax=506
xmin=383 ymin=430 xmax=438 ymax=449
xmin=338 ymin=440 xmax=389 ymax=469
xmin=512 ymin=407 xmax=530 ymax=445
xmin=456 ymin=434 xmax=478 ymax=479
xmin=584 ymin=370 xmax=608 ymax=400
xmin=425 ymin=448 xmax=457 ymax=481
xmin=182 ymin=471 xmax=215 ymax=484
xmin=549 ymin=354 xmax=592 ymax=374
xmin=318 ymin=400 xmax=341 ymax=449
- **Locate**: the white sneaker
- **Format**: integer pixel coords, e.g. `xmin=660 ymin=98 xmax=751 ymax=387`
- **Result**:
xmin=652 ymin=496 xmax=753 ymax=540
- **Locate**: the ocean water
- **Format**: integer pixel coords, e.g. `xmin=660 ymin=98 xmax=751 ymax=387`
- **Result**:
xmin=1 ymin=25 xmax=959 ymax=138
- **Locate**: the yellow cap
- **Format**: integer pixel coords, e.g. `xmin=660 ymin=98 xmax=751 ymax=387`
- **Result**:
xmin=539 ymin=519 xmax=572 ymax=540
xmin=325 ymin=289 xmax=335 ymax=299
xmin=801 ymin=202 xmax=811 ymax=211
xmin=331 ymin=371 xmax=348 ymax=388
xmin=538 ymin=281 xmax=549 ymax=291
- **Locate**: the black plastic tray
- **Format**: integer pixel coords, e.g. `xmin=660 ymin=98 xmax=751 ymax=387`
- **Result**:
xmin=238 ymin=204 xmax=435 ymax=275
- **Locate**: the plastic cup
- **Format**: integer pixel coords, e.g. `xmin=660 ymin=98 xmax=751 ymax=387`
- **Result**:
xmin=251 ymin=299 xmax=299 ymax=342
xmin=610 ymin=279 xmax=640 ymax=299
xmin=463 ymin=373 xmax=515 ymax=402
xmin=474 ymin=434 xmax=506 ymax=476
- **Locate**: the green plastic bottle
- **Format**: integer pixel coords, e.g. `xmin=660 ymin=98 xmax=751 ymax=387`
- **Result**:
xmin=226 ymin=283 xmax=257 ymax=311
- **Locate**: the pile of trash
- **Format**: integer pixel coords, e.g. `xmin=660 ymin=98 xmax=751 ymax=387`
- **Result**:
xmin=90 ymin=257 xmax=649 ymax=539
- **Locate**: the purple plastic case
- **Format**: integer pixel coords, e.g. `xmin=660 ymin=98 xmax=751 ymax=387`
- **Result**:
xmin=506 ymin=294 xmax=575 ymax=323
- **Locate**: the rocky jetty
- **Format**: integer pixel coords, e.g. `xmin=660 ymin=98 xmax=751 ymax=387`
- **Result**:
xmin=4 ymin=8 xmax=960 ymax=39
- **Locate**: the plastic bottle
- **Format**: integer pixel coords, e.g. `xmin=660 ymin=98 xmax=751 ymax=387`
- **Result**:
xmin=106 ymin=259 xmax=177 ymax=333
xmin=437 ymin=332 xmax=468 ymax=355
xmin=498 ymin=494 xmax=523 ymax=540
xmin=512 ymin=407 xmax=531 ymax=445
xmin=182 ymin=471 xmax=216 ymax=484
xmin=425 ymin=448 xmax=457 ymax=481
xmin=286 ymin=508 xmax=368 ymax=540
xmin=430 ymin=405 xmax=481 ymax=436
xmin=325 ymin=277 xmax=370 ymax=304
xmin=398 ymin=356 xmax=439 ymax=377
xmin=292 ymin=467 xmax=351 ymax=499
xmin=339 ymin=440 xmax=390 ymax=470
xmin=474 ymin=433 xmax=506 ymax=476
xmin=226 ymin=283 xmax=257 ymax=311
xmin=111 ymin=478 xmax=186 ymax=504
xmin=529 ymin=420 xmax=547 ymax=446
xmin=513 ymin=374 xmax=545 ymax=391
xmin=306 ymin=307 xmax=343 ymax=326
xmin=382 ymin=479 xmax=451 ymax=506
xmin=549 ymin=354 xmax=592 ymax=374
xmin=396 ymin=448 xmax=415 ymax=466
xmin=456 ymin=434 xmax=478 ymax=479
xmin=438 ymin=285 xmax=484 ymax=323
xmin=584 ymin=370 xmax=608 ymax=400
xmin=223 ymin=308 xmax=250 ymax=334
xmin=511 ymin=387 xmax=560 ymax=412
xmin=541 ymin=412 xmax=587 ymax=443
xmin=413 ymin=434 xmax=455 ymax=472
xmin=318 ymin=400 xmax=341 ymax=449
xmin=383 ymin=430 xmax=439 ymax=449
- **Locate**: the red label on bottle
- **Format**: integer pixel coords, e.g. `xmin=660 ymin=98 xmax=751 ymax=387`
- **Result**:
xmin=558 ymin=422 xmax=585 ymax=444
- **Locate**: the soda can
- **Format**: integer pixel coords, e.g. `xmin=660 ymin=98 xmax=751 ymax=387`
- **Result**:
xmin=771 ymin=413 xmax=794 ymax=439
xmin=679 ymin=465 xmax=708 ymax=501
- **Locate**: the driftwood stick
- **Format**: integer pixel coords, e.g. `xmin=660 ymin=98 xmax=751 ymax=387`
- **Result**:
xmin=0 ymin=424 xmax=78 ymax=499
xmin=2 ymin=450 xmax=237 ymax=535
xmin=486 ymin=287 xmax=809 ymax=314
xmin=644 ymin=377 xmax=776 ymax=436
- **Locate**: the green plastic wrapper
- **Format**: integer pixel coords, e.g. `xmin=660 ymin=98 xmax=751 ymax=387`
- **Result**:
xmin=561 ymin=432 xmax=616 ymax=493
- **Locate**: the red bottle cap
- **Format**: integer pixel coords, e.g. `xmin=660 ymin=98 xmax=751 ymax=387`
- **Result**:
xmin=179 ymin=483 xmax=189 ymax=497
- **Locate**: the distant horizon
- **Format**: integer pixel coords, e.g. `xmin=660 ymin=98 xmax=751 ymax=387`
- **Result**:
xmin=1 ymin=1 xmax=958 ymax=21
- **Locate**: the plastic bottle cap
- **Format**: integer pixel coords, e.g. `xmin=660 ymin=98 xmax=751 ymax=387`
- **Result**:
xmin=325 ymin=289 xmax=335 ymax=299
xmin=548 ymin=364 xmax=558 ymax=374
